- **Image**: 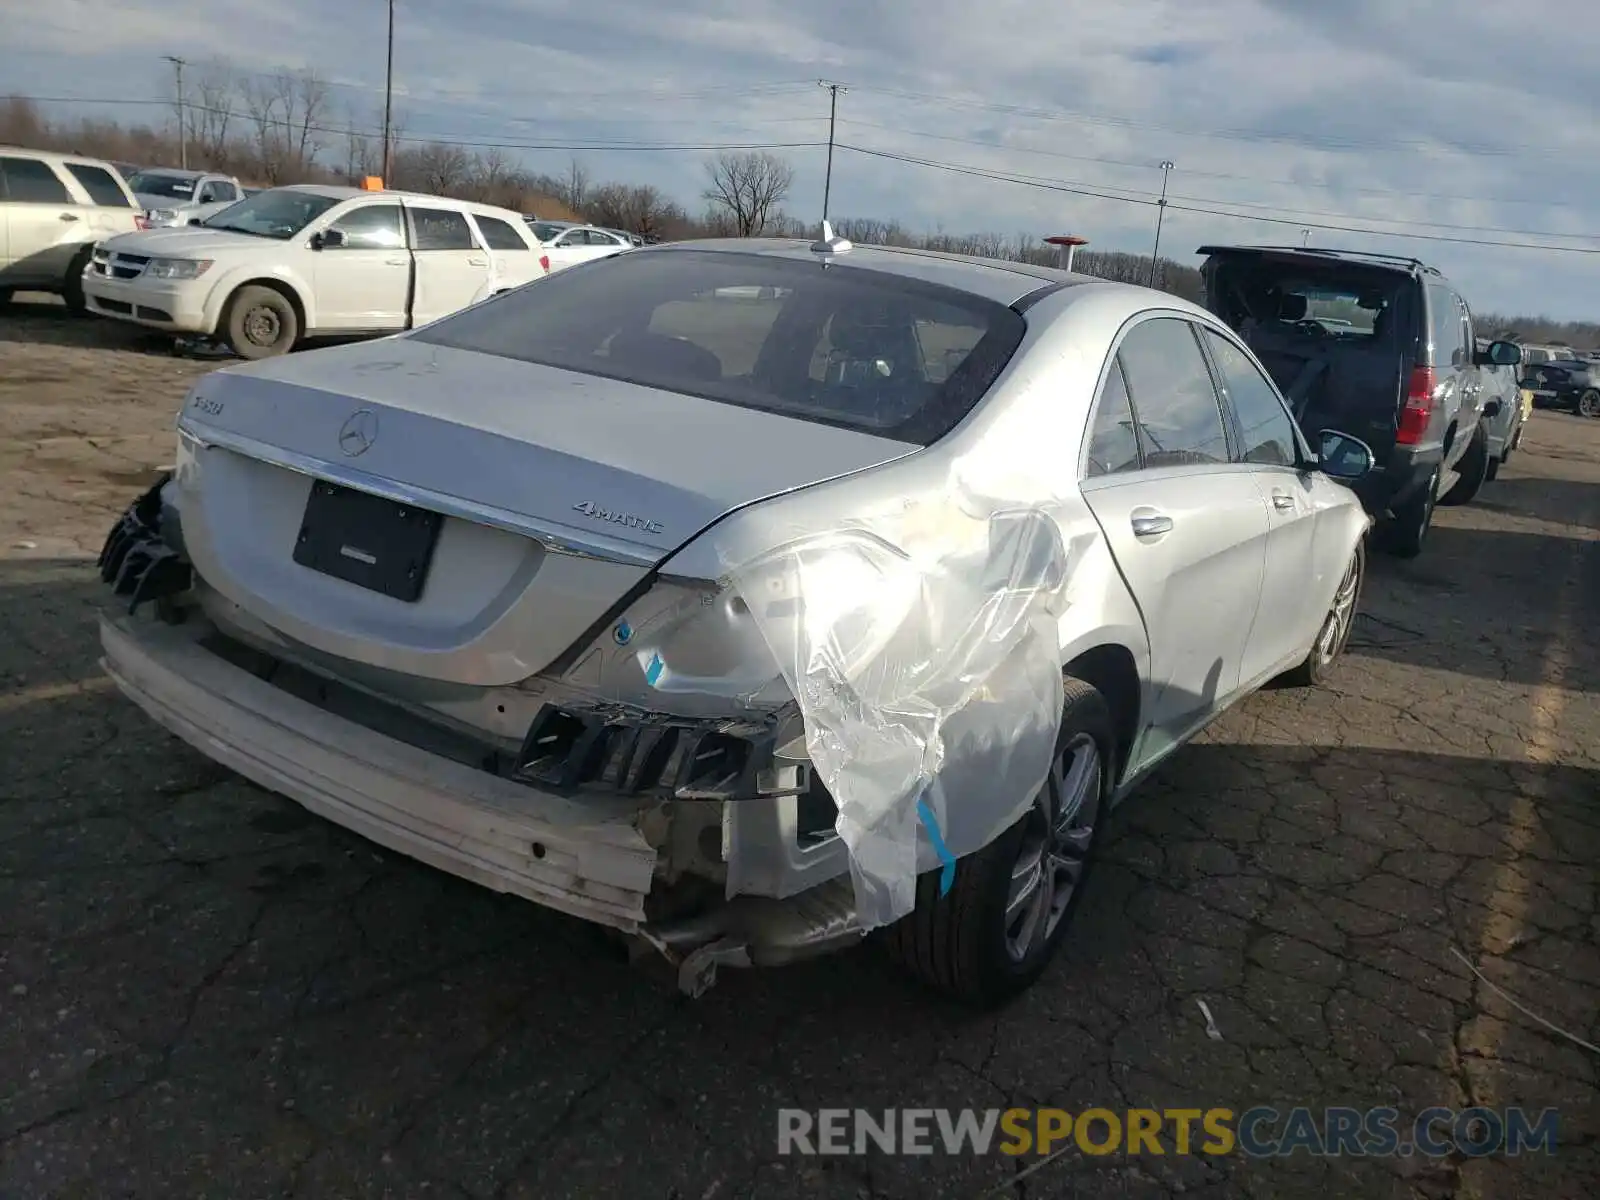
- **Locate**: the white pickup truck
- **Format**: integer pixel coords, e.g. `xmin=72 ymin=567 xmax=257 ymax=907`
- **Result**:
xmin=126 ymin=168 xmax=247 ymax=228
xmin=83 ymin=184 xmax=552 ymax=358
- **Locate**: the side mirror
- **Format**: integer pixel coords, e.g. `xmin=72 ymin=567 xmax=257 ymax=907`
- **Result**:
xmin=1317 ymin=429 xmax=1376 ymax=481
xmin=187 ymin=217 xmax=203 ymax=226
xmin=311 ymin=229 xmax=345 ymax=250
xmin=1483 ymin=399 xmax=1504 ymax=419
xmin=1478 ymin=339 xmax=1521 ymax=367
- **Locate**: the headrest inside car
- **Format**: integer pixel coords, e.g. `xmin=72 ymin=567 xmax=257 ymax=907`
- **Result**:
xmin=1278 ymin=294 xmax=1308 ymax=321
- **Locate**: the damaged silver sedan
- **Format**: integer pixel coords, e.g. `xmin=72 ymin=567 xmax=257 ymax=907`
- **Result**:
xmin=96 ymin=230 xmax=1376 ymax=1004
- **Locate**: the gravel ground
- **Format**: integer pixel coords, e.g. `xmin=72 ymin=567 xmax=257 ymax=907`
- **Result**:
xmin=1 ymin=297 xmax=1597 ymax=1199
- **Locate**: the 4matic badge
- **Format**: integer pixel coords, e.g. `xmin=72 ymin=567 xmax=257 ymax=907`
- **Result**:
xmin=571 ymin=500 xmax=664 ymax=535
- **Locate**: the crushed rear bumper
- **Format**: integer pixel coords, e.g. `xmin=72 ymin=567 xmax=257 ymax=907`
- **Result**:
xmin=99 ymin=612 xmax=660 ymax=929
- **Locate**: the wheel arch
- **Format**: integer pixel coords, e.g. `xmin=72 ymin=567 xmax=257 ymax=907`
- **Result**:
xmin=1063 ymin=643 xmax=1141 ymax=784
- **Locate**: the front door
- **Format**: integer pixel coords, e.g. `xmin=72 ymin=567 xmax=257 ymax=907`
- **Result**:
xmin=1198 ymin=324 xmax=1328 ymax=685
xmin=405 ymin=206 xmax=490 ymax=326
xmin=312 ymin=201 xmax=410 ymax=331
xmin=1078 ymin=316 xmax=1270 ymax=769
xmin=0 ymin=156 xmax=82 ymax=284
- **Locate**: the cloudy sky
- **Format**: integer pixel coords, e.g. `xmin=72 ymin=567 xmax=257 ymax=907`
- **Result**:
xmin=7 ymin=0 xmax=1599 ymax=320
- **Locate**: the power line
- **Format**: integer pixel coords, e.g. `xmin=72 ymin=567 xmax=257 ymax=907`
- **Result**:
xmin=836 ymin=144 xmax=1600 ymax=255
xmin=832 ymin=116 xmax=1597 ymax=212
xmin=6 ymin=94 xmax=826 ymax=153
xmin=848 ymin=84 xmax=1588 ymax=160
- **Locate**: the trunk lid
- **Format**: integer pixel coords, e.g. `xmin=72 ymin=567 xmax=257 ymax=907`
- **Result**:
xmin=175 ymin=338 xmax=917 ymax=687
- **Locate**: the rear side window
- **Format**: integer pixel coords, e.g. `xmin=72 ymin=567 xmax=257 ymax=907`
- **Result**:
xmin=411 ymin=208 xmax=475 ymax=251
xmin=474 ymin=215 xmax=530 ymax=251
xmin=410 ymin=248 xmax=1026 ymax=444
xmin=1116 ymin=318 xmax=1231 ymax=466
xmin=1085 ymin=359 xmax=1143 ymax=477
xmin=1 ymin=157 xmax=72 ymax=204
xmin=1427 ymin=285 xmax=1465 ymax=368
xmin=63 ymin=163 xmax=131 ymax=207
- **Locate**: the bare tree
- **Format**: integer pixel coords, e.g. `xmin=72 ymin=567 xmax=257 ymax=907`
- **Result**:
xmin=188 ymin=61 xmax=239 ymax=170
xmin=405 ymin=141 xmax=473 ymax=194
xmin=702 ymin=150 xmax=793 ymax=237
xmin=590 ymin=182 xmax=682 ymax=238
xmin=561 ymin=156 xmax=590 ymax=213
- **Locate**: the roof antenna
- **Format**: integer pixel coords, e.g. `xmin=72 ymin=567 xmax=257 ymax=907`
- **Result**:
xmin=811 ymin=220 xmax=852 ymax=261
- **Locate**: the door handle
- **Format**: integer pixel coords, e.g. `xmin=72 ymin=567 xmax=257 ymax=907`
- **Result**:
xmin=59 ymin=213 xmax=80 ymax=222
xmin=467 ymin=256 xmax=487 ymax=266
xmin=384 ymin=258 xmax=408 ymax=266
xmin=1271 ymin=491 xmax=1295 ymax=511
xmin=1131 ymin=512 xmax=1173 ymax=538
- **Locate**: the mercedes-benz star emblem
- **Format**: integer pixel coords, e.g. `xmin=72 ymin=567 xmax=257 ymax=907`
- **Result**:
xmin=337 ymin=409 xmax=379 ymax=457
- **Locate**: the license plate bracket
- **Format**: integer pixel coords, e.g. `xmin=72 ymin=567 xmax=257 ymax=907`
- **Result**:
xmin=292 ymin=481 xmax=443 ymax=602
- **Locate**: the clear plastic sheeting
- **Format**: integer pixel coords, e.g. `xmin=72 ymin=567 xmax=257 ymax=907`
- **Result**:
xmin=699 ymin=456 xmax=1083 ymax=930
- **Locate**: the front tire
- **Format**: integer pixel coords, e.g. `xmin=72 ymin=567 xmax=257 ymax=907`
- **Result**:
xmin=1579 ymin=390 xmax=1600 ymax=419
xmin=224 ymin=285 xmax=299 ymax=359
xmin=883 ymin=677 xmax=1115 ymax=1008
xmin=1278 ymin=541 xmax=1365 ymax=688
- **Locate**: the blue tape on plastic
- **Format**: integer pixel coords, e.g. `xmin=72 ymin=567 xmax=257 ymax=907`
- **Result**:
xmin=917 ymin=796 xmax=957 ymax=896
xmin=644 ymin=653 xmax=664 ymax=686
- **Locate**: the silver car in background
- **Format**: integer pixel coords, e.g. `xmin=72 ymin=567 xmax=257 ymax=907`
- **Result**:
xmin=95 ymin=235 xmax=1375 ymax=1005
xmin=126 ymin=168 xmax=247 ymax=228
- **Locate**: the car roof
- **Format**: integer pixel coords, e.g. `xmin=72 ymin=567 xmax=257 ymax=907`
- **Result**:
xmin=133 ymin=167 xmax=206 ymax=180
xmin=0 ymin=145 xmax=122 ymax=170
xmin=272 ymin=183 xmax=522 ymax=217
xmin=1197 ymin=243 xmax=1446 ymax=282
xmin=657 ymin=238 xmax=1098 ymax=307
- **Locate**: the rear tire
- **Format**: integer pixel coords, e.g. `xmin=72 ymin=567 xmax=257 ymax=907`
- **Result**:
xmin=224 ymin=284 xmax=299 ymax=359
xmin=1579 ymin=390 xmax=1600 ymax=419
xmin=1377 ymin=467 xmax=1438 ymax=559
xmin=1485 ymin=457 xmax=1500 ymax=482
xmin=62 ymin=246 xmax=94 ymax=316
xmin=1277 ymin=541 xmax=1365 ymax=688
xmin=882 ymin=677 xmax=1115 ymax=1008
xmin=1439 ymin=424 xmax=1490 ymax=506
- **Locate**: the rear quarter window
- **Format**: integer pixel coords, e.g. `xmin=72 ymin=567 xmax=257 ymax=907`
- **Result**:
xmin=410 ymin=248 xmax=1026 ymax=445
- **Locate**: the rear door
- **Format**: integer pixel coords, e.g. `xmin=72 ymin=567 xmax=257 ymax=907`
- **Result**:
xmin=59 ymin=161 xmax=141 ymax=240
xmin=1425 ymin=282 xmax=1470 ymax=469
xmin=312 ymin=201 xmax=410 ymax=331
xmin=1078 ymin=315 xmax=1271 ymax=763
xmin=0 ymin=156 xmax=85 ymax=284
xmin=468 ymin=212 xmax=544 ymax=291
xmin=405 ymin=205 xmax=490 ymax=325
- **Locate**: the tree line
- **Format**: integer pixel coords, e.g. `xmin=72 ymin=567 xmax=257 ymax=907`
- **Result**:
xmin=6 ymin=64 xmax=1586 ymax=334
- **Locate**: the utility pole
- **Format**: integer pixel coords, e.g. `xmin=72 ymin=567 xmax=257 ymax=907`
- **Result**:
xmin=818 ymin=79 xmax=847 ymax=226
xmin=1148 ymin=160 xmax=1174 ymax=288
xmin=382 ymin=0 xmax=396 ymax=183
xmin=164 ymin=55 xmax=188 ymax=170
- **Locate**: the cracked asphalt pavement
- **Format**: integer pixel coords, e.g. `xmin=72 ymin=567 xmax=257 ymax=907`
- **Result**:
xmin=1 ymin=299 xmax=1597 ymax=1199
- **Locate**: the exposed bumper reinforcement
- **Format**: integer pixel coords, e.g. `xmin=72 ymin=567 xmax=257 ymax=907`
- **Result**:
xmin=98 ymin=612 xmax=659 ymax=930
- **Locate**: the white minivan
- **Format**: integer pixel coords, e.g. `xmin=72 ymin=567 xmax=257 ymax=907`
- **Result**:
xmin=0 ymin=148 xmax=144 ymax=311
xmin=83 ymin=184 xmax=553 ymax=358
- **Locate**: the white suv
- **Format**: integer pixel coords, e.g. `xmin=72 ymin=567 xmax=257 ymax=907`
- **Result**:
xmin=0 ymin=148 xmax=143 ymax=312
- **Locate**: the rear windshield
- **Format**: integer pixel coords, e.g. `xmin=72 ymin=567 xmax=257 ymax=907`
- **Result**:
xmin=1208 ymin=257 xmax=1405 ymax=344
xmin=127 ymin=172 xmax=197 ymax=199
xmin=410 ymin=248 xmax=1026 ymax=444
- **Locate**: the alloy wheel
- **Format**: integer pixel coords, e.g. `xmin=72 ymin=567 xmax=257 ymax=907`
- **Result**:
xmin=1004 ymin=732 xmax=1102 ymax=963
xmin=1580 ymin=390 xmax=1600 ymax=419
xmin=1316 ymin=552 xmax=1362 ymax=665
